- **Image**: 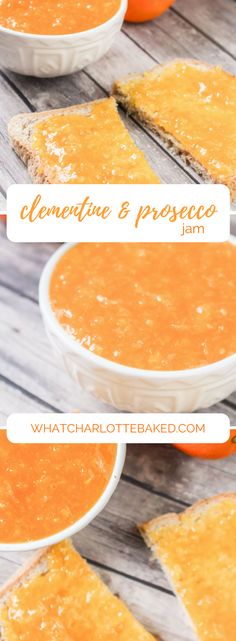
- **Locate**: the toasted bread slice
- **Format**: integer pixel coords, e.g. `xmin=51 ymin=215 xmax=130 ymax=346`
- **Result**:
xmin=0 ymin=539 xmax=158 ymax=641
xmin=140 ymin=493 xmax=236 ymax=641
xmin=8 ymin=97 xmax=160 ymax=185
xmin=113 ymin=60 xmax=236 ymax=200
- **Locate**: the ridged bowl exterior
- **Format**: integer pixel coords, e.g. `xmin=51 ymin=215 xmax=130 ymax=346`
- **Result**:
xmin=41 ymin=320 xmax=236 ymax=412
xmin=0 ymin=0 xmax=127 ymax=77
xmin=39 ymin=242 xmax=236 ymax=414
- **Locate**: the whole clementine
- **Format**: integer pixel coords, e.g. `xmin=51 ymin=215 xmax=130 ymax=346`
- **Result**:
xmin=173 ymin=430 xmax=236 ymax=460
xmin=125 ymin=0 xmax=174 ymax=23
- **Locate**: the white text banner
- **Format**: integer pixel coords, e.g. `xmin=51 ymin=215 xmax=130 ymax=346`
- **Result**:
xmin=7 ymin=413 xmax=230 ymax=444
xmin=7 ymin=184 xmax=230 ymax=242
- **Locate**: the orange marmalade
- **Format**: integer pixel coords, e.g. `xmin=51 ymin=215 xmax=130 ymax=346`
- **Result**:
xmin=116 ymin=61 xmax=236 ymax=187
xmin=0 ymin=540 xmax=156 ymax=641
xmin=0 ymin=431 xmax=116 ymax=543
xmin=0 ymin=0 xmax=121 ymax=35
xmin=31 ymin=98 xmax=159 ymax=184
xmin=50 ymin=242 xmax=236 ymax=371
xmin=145 ymin=496 xmax=236 ymax=641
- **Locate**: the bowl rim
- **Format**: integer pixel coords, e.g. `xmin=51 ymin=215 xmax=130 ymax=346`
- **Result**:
xmin=39 ymin=238 xmax=236 ymax=381
xmin=0 ymin=440 xmax=126 ymax=551
xmin=0 ymin=0 xmax=127 ymax=40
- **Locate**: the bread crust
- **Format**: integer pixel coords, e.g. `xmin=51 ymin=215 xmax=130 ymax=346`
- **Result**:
xmin=113 ymin=59 xmax=236 ymax=202
xmin=0 ymin=547 xmax=49 ymax=603
xmin=140 ymin=493 xmax=236 ymax=641
xmin=140 ymin=491 xmax=236 ymax=542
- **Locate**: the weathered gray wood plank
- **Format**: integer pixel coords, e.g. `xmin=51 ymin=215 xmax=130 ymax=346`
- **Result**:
xmin=123 ymin=7 xmax=236 ymax=74
xmin=231 ymin=216 xmax=236 ymax=236
xmin=0 ymin=76 xmax=32 ymax=189
xmin=0 ymin=226 xmax=58 ymax=299
xmin=125 ymin=443 xmax=236 ymax=504
xmin=173 ymin=0 xmax=236 ymax=57
xmin=0 ymin=284 xmax=112 ymax=421
xmin=0 ymin=376 xmax=58 ymax=422
xmin=0 ymin=231 xmax=112 ymax=419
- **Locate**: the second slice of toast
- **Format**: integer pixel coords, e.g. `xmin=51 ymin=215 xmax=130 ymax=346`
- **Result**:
xmin=140 ymin=493 xmax=236 ymax=641
xmin=113 ymin=60 xmax=236 ymax=200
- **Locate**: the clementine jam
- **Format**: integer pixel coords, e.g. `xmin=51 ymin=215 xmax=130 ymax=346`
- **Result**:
xmin=145 ymin=496 xmax=236 ymax=641
xmin=0 ymin=540 xmax=156 ymax=641
xmin=50 ymin=242 xmax=236 ymax=371
xmin=115 ymin=61 xmax=236 ymax=187
xmin=0 ymin=431 xmax=116 ymax=543
xmin=31 ymin=98 xmax=160 ymax=184
xmin=0 ymin=0 xmax=121 ymax=35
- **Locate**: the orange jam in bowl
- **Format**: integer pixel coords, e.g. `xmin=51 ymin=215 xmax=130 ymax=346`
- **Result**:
xmin=0 ymin=431 xmax=117 ymax=545
xmin=49 ymin=242 xmax=236 ymax=372
xmin=0 ymin=0 xmax=121 ymax=35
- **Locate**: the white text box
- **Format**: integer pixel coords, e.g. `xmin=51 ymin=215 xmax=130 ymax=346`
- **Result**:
xmin=7 ymin=184 xmax=230 ymax=243
xmin=7 ymin=413 xmax=230 ymax=444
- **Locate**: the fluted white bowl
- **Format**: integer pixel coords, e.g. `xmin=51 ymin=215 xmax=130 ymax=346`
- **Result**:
xmin=0 ymin=0 xmax=127 ymax=77
xmin=39 ymin=241 xmax=236 ymax=413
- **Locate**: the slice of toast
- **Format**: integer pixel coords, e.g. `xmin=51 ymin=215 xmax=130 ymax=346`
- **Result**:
xmin=113 ymin=60 xmax=236 ymax=200
xmin=140 ymin=493 xmax=236 ymax=641
xmin=0 ymin=539 xmax=158 ymax=641
xmin=8 ymin=96 xmax=160 ymax=185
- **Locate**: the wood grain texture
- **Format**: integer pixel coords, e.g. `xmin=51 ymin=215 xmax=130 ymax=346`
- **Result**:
xmin=0 ymin=2 xmax=236 ymax=639
xmin=173 ymin=0 xmax=236 ymax=57
xmin=0 ymin=75 xmax=30 ymax=190
xmin=124 ymin=7 xmax=236 ymax=74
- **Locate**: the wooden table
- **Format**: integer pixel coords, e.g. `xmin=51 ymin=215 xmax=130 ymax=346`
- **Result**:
xmin=0 ymin=0 xmax=236 ymax=639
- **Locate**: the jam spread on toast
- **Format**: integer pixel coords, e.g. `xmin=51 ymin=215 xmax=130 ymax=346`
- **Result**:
xmin=31 ymin=98 xmax=159 ymax=184
xmin=145 ymin=496 xmax=236 ymax=641
xmin=0 ymin=540 xmax=156 ymax=641
xmin=117 ymin=62 xmax=236 ymax=186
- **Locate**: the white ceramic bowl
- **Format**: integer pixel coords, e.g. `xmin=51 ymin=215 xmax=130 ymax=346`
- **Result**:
xmin=0 ymin=442 xmax=126 ymax=552
xmin=0 ymin=0 xmax=127 ymax=77
xmin=39 ymin=242 xmax=236 ymax=413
